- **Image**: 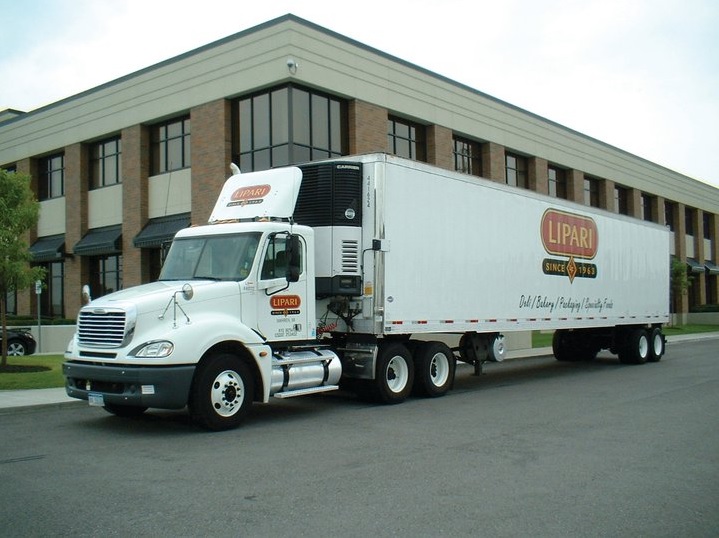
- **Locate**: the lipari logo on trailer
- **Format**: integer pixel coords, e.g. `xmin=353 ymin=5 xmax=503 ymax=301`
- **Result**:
xmin=540 ymin=209 xmax=598 ymax=283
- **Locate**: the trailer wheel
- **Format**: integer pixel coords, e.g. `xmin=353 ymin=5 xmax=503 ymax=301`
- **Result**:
xmin=648 ymin=327 xmax=665 ymax=362
xmin=103 ymin=404 xmax=148 ymax=417
xmin=618 ymin=328 xmax=650 ymax=365
xmin=413 ymin=341 xmax=455 ymax=397
xmin=373 ymin=342 xmax=413 ymax=404
xmin=553 ymin=330 xmax=578 ymax=362
xmin=189 ymin=353 xmax=254 ymax=431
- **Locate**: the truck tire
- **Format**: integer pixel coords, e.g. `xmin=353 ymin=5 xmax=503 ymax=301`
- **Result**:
xmin=413 ymin=341 xmax=455 ymax=397
xmin=189 ymin=353 xmax=254 ymax=431
xmin=372 ymin=342 xmax=414 ymax=404
xmin=553 ymin=330 xmax=578 ymax=362
xmin=648 ymin=327 xmax=665 ymax=362
xmin=103 ymin=404 xmax=148 ymax=418
xmin=618 ymin=328 xmax=650 ymax=365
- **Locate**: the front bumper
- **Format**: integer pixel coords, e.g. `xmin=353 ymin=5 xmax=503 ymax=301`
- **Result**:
xmin=63 ymin=361 xmax=196 ymax=409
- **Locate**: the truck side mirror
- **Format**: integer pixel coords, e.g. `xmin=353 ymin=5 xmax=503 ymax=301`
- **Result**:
xmin=285 ymin=235 xmax=301 ymax=283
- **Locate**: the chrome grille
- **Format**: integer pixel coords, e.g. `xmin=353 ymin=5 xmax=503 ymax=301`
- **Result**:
xmin=78 ymin=309 xmax=127 ymax=348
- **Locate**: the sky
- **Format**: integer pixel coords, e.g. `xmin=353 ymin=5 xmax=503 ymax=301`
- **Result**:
xmin=1 ymin=0 xmax=717 ymax=188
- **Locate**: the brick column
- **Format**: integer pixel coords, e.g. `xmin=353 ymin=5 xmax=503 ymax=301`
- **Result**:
xmin=348 ymin=100 xmax=387 ymax=155
xmin=673 ymin=202 xmax=688 ymax=314
xmin=653 ymin=196 xmax=665 ymax=225
xmin=599 ymin=179 xmax=614 ymax=212
xmin=122 ymin=124 xmax=150 ymax=287
xmin=64 ymin=143 xmax=89 ymax=319
xmin=426 ymin=125 xmax=453 ymax=171
xmin=711 ymin=214 xmax=719 ymax=303
xmin=693 ymin=209 xmax=706 ymax=306
xmin=566 ymin=169 xmax=584 ymax=204
xmin=191 ymin=99 xmax=232 ymax=225
xmin=627 ymin=188 xmax=642 ymax=219
xmin=528 ymin=157 xmax=548 ymax=194
xmin=481 ymin=142 xmax=505 ymax=183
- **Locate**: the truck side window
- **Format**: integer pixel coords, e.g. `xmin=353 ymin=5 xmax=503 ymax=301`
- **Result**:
xmin=261 ymin=235 xmax=302 ymax=279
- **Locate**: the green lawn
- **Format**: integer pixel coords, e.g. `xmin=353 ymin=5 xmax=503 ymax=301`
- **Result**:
xmin=1 ymin=324 xmax=717 ymax=391
xmin=0 ymin=354 xmax=65 ymax=390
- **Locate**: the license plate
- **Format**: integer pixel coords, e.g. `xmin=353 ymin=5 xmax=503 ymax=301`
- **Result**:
xmin=88 ymin=392 xmax=104 ymax=407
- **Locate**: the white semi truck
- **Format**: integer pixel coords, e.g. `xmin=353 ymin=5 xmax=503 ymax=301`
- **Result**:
xmin=63 ymin=154 xmax=670 ymax=430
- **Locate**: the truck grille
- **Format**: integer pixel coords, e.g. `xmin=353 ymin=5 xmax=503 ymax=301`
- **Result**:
xmin=342 ymin=240 xmax=359 ymax=272
xmin=78 ymin=309 xmax=128 ymax=348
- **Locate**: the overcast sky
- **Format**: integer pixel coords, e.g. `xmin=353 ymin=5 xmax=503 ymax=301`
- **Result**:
xmin=1 ymin=0 xmax=717 ymax=188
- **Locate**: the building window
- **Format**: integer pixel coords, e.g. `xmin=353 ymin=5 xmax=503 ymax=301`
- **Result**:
xmin=4 ymin=290 xmax=16 ymax=316
xmin=665 ymin=202 xmax=676 ymax=231
xmin=703 ymin=213 xmax=712 ymax=240
xmin=90 ymin=137 xmax=122 ymax=189
xmin=615 ymin=186 xmax=628 ymax=215
xmin=38 ymin=154 xmax=64 ymax=200
xmin=40 ymin=262 xmax=64 ymax=318
xmin=236 ymin=85 xmax=347 ymax=172
xmin=90 ymin=255 xmax=123 ymax=298
xmin=151 ymin=117 xmax=191 ymax=174
xmin=548 ymin=166 xmax=567 ymax=199
xmin=387 ymin=116 xmax=425 ymax=161
xmin=685 ymin=207 xmax=695 ymax=235
xmin=505 ymin=153 xmax=528 ymax=188
xmin=584 ymin=177 xmax=599 ymax=207
xmin=453 ymin=136 xmax=482 ymax=176
xmin=641 ymin=194 xmax=654 ymax=222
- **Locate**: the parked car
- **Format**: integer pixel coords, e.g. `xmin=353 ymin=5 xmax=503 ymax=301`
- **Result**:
xmin=1 ymin=328 xmax=37 ymax=356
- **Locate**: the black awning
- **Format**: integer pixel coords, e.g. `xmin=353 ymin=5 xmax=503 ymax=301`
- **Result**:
xmin=73 ymin=225 xmax=122 ymax=256
xmin=29 ymin=234 xmax=65 ymax=263
xmin=705 ymin=261 xmax=719 ymax=275
xmin=133 ymin=213 xmax=191 ymax=248
xmin=686 ymin=258 xmax=705 ymax=274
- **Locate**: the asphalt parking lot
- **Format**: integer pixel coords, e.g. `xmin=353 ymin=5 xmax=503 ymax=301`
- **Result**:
xmin=1 ymin=337 xmax=718 ymax=537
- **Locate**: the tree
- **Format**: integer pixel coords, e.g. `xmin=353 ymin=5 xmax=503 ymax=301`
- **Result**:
xmin=670 ymin=256 xmax=692 ymax=314
xmin=0 ymin=169 xmax=45 ymax=367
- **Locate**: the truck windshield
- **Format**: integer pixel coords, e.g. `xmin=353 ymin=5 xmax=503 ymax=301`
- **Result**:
xmin=159 ymin=233 xmax=261 ymax=281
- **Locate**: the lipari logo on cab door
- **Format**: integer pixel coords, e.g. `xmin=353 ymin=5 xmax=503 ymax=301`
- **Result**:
xmin=540 ymin=209 xmax=598 ymax=283
xmin=270 ymin=295 xmax=301 ymax=316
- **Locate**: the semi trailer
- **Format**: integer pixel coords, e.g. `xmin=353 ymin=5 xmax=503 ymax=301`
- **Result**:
xmin=63 ymin=153 xmax=670 ymax=430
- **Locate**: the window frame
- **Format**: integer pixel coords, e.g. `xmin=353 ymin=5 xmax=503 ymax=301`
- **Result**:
xmin=548 ymin=166 xmax=567 ymax=199
xmin=387 ymin=116 xmax=426 ymax=162
xmin=505 ymin=152 xmax=528 ymax=189
xmin=38 ymin=153 xmax=65 ymax=200
xmin=90 ymin=137 xmax=122 ymax=189
xmin=151 ymin=117 xmax=191 ymax=174
xmin=235 ymin=84 xmax=347 ymax=172
xmin=453 ymin=136 xmax=482 ymax=176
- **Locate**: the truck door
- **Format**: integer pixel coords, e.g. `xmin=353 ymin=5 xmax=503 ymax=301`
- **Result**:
xmin=256 ymin=233 xmax=309 ymax=342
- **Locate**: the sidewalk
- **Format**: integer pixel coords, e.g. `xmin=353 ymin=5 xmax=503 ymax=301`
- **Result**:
xmin=1 ymin=332 xmax=717 ymax=414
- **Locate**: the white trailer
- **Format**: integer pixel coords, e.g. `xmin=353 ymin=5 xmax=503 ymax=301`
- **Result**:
xmin=63 ymin=154 xmax=670 ymax=430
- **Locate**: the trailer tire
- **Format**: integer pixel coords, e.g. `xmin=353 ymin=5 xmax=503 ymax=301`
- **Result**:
xmin=618 ymin=328 xmax=650 ymax=365
xmin=648 ymin=327 xmax=665 ymax=362
xmin=413 ymin=341 xmax=455 ymax=397
xmin=189 ymin=353 xmax=254 ymax=431
xmin=103 ymin=404 xmax=148 ymax=417
xmin=372 ymin=342 xmax=414 ymax=404
xmin=553 ymin=330 xmax=578 ymax=362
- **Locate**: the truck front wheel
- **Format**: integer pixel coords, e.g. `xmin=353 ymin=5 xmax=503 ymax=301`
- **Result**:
xmin=189 ymin=353 xmax=254 ymax=431
xmin=373 ymin=342 xmax=414 ymax=404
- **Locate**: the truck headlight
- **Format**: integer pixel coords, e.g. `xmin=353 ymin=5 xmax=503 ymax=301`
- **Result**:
xmin=132 ymin=340 xmax=174 ymax=358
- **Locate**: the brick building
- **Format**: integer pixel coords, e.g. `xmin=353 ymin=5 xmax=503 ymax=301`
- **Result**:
xmin=1 ymin=14 xmax=718 ymax=321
